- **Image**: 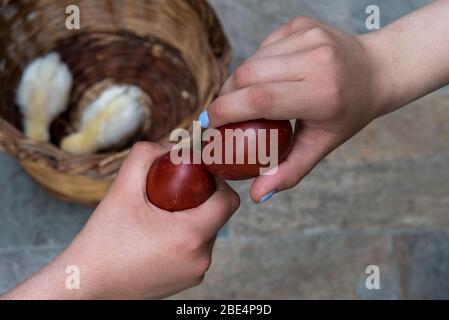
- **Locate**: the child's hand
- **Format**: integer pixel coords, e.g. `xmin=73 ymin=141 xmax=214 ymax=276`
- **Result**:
xmin=3 ymin=142 xmax=239 ymax=300
xmin=202 ymin=17 xmax=390 ymax=203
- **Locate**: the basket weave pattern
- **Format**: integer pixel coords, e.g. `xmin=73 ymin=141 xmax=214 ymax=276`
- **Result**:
xmin=0 ymin=0 xmax=230 ymax=205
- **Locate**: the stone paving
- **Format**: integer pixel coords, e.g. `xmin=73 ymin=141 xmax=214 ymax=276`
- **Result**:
xmin=1 ymin=0 xmax=449 ymax=299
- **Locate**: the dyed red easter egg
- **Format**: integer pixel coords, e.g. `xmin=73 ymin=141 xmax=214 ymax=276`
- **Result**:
xmin=203 ymin=119 xmax=294 ymax=180
xmin=146 ymin=149 xmax=215 ymax=212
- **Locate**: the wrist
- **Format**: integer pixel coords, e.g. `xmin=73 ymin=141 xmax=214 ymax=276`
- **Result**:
xmin=358 ymin=30 xmax=404 ymax=118
xmin=1 ymin=244 xmax=105 ymax=300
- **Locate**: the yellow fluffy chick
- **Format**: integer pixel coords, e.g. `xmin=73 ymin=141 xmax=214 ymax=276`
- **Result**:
xmin=60 ymin=85 xmax=146 ymax=155
xmin=16 ymin=52 xmax=73 ymax=142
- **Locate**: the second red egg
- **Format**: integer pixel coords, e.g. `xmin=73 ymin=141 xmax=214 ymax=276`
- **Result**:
xmin=202 ymin=119 xmax=294 ymax=180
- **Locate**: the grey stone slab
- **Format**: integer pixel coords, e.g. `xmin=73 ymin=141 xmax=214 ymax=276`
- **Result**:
xmin=0 ymin=0 xmax=448 ymax=300
xmin=172 ymin=231 xmax=399 ymax=299
xmin=350 ymin=0 xmax=432 ymax=34
xmin=0 ymin=246 xmax=63 ymax=294
xmin=436 ymin=85 xmax=449 ymax=95
xmin=393 ymin=231 xmax=449 ymax=299
xmin=230 ymin=151 xmax=449 ymax=236
xmin=329 ymin=93 xmax=449 ymax=166
xmin=210 ymin=0 xmax=352 ymax=71
xmin=218 ymin=223 xmax=230 ymax=238
xmin=0 ymin=154 xmax=92 ymax=248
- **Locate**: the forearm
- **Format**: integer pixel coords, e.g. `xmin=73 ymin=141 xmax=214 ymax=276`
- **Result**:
xmin=0 ymin=263 xmax=75 ymax=300
xmin=360 ymin=0 xmax=449 ymax=116
xmin=0 ymin=243 xmax=101 ymax=300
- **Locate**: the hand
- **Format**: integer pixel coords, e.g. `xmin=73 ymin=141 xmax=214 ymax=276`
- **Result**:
xmin=2 ymin=142 xmax=240 ymax=300
xmin=203 ymin=17 xmax=391 ymax=203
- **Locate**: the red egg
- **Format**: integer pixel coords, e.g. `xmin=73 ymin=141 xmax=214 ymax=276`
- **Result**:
xmin=203 ymin=119 xmax=294 ymax=180
xmin=146 ymin=149 xmax=215 ymax=212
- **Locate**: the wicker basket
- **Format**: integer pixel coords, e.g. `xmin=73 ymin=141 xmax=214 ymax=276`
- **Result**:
xmin=0 ymin=0 xmax=230 ymax=205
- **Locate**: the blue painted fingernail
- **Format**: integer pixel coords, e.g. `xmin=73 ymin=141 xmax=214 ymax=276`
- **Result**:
xmin=259 ymin=190 xmax=278 ymax=204
xmin=198 ymin=110 xmax=209 ymax=129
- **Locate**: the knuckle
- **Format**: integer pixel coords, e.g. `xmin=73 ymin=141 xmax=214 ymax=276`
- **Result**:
xmin=277 ymin=21 xmax=295 ymax=39
xmin=128 ymin=141 xmax=156 ymax=159
xmin=260 ymin=16 xmax=319 ymax=48
xmin=303 ymin=26 xmax=330 ymax=42
xmin=130 ymin=141 xmax=152 ymax=153
xmin=314 ymin=44 xmax=339 ymax=63
xmin=247 ymin=86 xmax=272 ymax=114
xmin=234 ymin=63 xmax=255 ymax=88
xmin=208 ymin=99 xmax=225 ymax=122
xmin=290 ymin=16 xmax=316 ymax=29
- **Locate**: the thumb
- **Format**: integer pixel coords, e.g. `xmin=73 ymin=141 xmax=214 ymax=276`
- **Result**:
xmin=111 ymin=142 xmax=169 ymax=195
xmin=250 ymin=126 xmax=339 ymax=203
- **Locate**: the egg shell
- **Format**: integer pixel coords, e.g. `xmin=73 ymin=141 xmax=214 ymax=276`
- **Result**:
xmin=203 ymin=119 xmax=294 ymax=180
xmin=146 ymin=149 xmax=215 ymax=212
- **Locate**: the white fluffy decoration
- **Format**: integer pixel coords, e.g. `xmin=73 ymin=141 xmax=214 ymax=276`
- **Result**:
xmin=16 ymin=52 xmax=73 ymax=142
xmin=60 ymin=84 xmax=146 ymax=155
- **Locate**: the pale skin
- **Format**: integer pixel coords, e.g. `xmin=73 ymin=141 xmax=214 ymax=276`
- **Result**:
xmin=2 ymin=0 xmax=449 ymax=299
xmin=1 ymin=143 xmax=240 ymax=299
xmin=205 ymin=0 xmax=449 ymax=202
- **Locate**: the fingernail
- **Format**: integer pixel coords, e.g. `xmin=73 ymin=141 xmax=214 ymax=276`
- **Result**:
xmin=163 ymin=143 xmax=175 ymax=150
xmin=259 ymin=189 xmax=278 ymax=204
xmin=198 ymin=110 xmax=209 ymax=129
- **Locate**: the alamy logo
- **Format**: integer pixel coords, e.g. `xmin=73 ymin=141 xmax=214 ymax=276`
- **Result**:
xmin=365 ymin=265 xmax=380 ymax=290
xmin=65 ymin=265 xmax=80 ymax=290
xmin=169 ymin=121 xmax=280 ymax=175
xmin=65 ymin=5 xmax=80 ymax=30
xmin=365 ymin=5 xmax=380 ymax=30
